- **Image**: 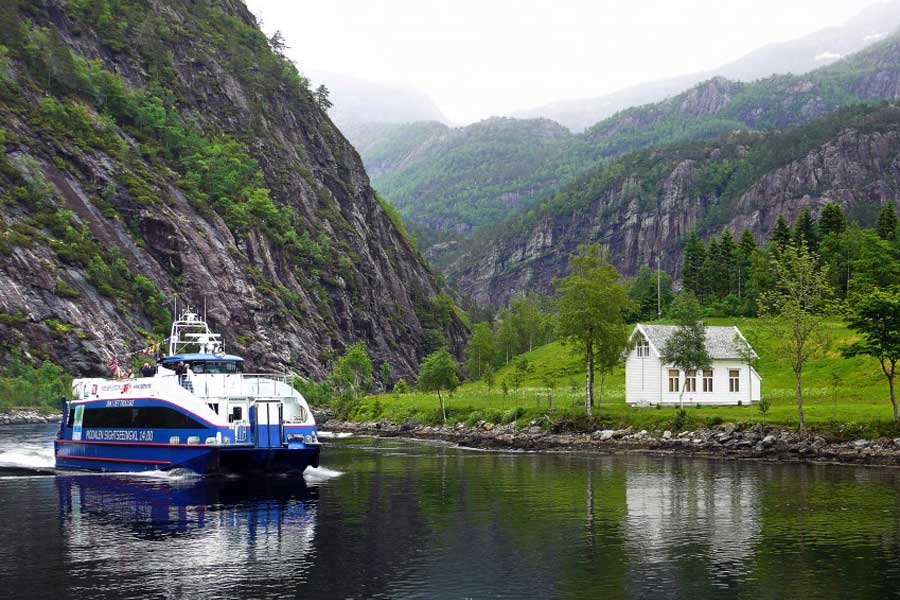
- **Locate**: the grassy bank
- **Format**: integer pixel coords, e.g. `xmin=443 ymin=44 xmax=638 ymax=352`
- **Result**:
xmin=353 ymin=318 xmax=900 ymax=439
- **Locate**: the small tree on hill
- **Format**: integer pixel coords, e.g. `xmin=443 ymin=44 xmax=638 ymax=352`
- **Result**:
xmin=465 ymin=322 xmax=496 ymax=380
xmin=555 ymin=245 xmax=633 ymax=416
xmin=770 ymin=215 xmax=792 ymax=250
xmin=417 ymin=349 xmax=459 ymax=425
xmin=509 ymin=356 xmax=532 ymax=397
xmin=843 ymin=288 xmax=900 ymax=423
xmin=380 ymin=362 xmax=393 ymax=392
xmin=314 ymin=84 xmax=333 ymax=110
xmin=760 ymin=243 xmax=832 ymax=436
xmin=330 ymin=342 xmax=373 ymax=400
xmin=661 ymin=292 xmax=711 ymax=408
xmin=878 ymin=203 xmax=899 ymax=241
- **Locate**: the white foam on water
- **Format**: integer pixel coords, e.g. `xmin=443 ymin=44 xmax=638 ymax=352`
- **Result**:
xmin=0 ymin=446 xmax=55 ymax=471
xmin=316 ymin=431 xmax=353 ymax=439
xmin=125 ymin=468 xmax=203 ymax=481
xmin=303 ymin=465 xmax=344 ymax=482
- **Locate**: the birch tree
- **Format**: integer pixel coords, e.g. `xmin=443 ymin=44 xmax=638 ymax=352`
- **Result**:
xmin=555 ymin=245 xmax=632 ymax=416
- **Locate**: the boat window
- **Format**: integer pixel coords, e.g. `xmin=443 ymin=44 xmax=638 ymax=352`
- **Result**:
xmin=67 ymin=406 xmax=75 ymax=428
xmin=229 ymin=406 xmax=243 ymax=423
xmin=82 ymin=406 xmax=207 ymax=429
xmin=189 ymin=361 xmax=242 ymax=374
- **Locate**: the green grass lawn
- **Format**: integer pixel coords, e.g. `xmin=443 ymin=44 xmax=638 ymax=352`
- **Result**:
xmin=355 ymin=317 xmax=900 ymax=438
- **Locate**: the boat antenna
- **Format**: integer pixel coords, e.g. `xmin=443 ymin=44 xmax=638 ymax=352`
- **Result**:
xmin=203 ymin=295 xmax=207 ymax=323
xmin=174 ymin=295 xmax=177 ymax=320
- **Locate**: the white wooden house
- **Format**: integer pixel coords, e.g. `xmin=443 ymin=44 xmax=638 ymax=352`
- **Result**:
xmin=626 ymin=324 xmax=761 ymax=406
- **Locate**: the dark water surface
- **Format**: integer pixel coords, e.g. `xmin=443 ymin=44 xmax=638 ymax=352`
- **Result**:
xmin=2 ymin=424 xmax=900 ymax=599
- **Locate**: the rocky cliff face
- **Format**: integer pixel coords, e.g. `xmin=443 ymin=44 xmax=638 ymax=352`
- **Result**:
xmin=0 ymin=0 xmax=465 ymax=380
xmin=451 ymin=106 xmax=900 ymax=306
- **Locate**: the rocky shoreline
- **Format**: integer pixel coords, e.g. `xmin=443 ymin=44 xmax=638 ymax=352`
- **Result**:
xmin=322 ymin=419 xmax=900 ymax=467
xmin=0 ymin=410 xmax=59 ymax=426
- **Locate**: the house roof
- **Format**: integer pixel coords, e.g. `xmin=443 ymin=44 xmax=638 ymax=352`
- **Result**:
xmin=633 ymin=324 xmax=757 ymax=360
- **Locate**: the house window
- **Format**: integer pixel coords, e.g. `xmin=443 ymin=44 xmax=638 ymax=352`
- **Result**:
xmin=668 ymin=369 xmax=680 ymax=393
xmin=729 ymin=369 xmax=740 ymax=392
xmin=702 ymin=369 xmax=713 ymax=392
xmin=636 ymin=338 xmax=650 ymax=358
xmin=685 ymin=370 xmax=697 ymax=393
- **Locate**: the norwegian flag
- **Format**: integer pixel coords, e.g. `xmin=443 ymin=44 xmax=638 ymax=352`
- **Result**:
xmin=108 ymin=357 xmax=119 ymax=375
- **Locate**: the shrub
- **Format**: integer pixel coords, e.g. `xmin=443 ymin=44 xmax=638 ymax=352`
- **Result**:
xmin=672 ymin=408 xmax=688 ymax=431
xmin=393 ymin=378 xmax=410 ymax=394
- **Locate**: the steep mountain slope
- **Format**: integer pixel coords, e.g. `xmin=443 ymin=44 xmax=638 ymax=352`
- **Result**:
xmin=0 ymin=0 xmax=464 ymax=380
xmin=449 ymin=104 xmax=900 ymax=306
xmin=514 ymin=0 xmax=900 ymax=131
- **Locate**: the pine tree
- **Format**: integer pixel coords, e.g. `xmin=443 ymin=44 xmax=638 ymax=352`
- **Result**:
xmin=682 ymin=231 xmax=706 ymax=297
xmin=793 ymin=207 xmax=818 ymax=252
xmin=770 ymin=215 xmax=792 ymax=250
xmin=718 ymin=229 xmax=738 ymax=296
xmin=877 ymin=203 xmax=899 ymax=241
xmin=702 ymin=236 xmax=721 ymax=299
xmin=818 ymin=202 xmax=847 ymax=239
xmin=737 ymin=229 xmax=757 ymax=298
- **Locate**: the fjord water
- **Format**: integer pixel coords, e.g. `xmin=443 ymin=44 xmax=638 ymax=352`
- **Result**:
xmin=2 ymin=425 xmax=900 ymax=599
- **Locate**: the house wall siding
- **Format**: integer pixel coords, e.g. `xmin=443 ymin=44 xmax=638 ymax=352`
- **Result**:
xmin=625 ymin=354 xmax=761 ymax=406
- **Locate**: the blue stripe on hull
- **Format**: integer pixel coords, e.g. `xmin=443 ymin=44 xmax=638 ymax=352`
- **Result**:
xmin=54 ymin=441 xmax=320 ymax=475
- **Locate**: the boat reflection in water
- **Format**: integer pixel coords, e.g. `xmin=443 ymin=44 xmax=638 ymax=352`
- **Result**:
xmin=54 ymin=474 xmax=318 ymax=593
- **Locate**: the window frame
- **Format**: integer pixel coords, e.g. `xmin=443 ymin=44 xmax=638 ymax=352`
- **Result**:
xmin=668 ymin=369 xmax=680 ymax=393
xmin=636 ymin=338 xmax=650 ymax=358
xmin=685 ymin=370 xmax=697 ymax=393
xmin=729 ymin=369 xmax=740 ymax=393
xmin=702 ymin=369 xmax=713 ymax=393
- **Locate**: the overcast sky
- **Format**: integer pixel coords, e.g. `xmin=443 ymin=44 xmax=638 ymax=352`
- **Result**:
xmin=245 ymin=0 xmax=887 ymax=124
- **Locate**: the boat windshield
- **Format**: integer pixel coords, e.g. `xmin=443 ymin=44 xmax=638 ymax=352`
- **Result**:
xmin=190 ymin=361 xmax=243 ymax=374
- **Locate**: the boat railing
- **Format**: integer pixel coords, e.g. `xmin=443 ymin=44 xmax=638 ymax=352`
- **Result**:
xmin=153 ymin=372 xmax=297 ymax=400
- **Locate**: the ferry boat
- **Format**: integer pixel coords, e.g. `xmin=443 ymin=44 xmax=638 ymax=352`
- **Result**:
xmin=54 ymin=310 xmax=320 ymax=474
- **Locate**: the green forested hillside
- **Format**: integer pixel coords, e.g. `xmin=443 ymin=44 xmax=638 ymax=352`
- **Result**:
xmin=368 ymin=117 xmax=588 ymax=232
xmin=358 ymin=31 xmax=900 ymax=249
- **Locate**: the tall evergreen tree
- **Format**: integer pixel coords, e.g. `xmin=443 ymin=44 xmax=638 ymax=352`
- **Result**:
xmin=818 ymin=202 xmax=847 ymax=239
xmin=793 ymin=207 xmax=818 ymax=252
xmin=682 ymin=231 xmax=706 ymax=297
xmin=770 ymin=215 xmax=792 ymax=250
xmin=702 ymin=236 xmax=721 ymax=299
xmin=737 ymin=230 xmax=757 ymax=298
xmin=717 ymin=229 xmax=738 ymax=296
xmin=877 ymin=203 xmax=899 ymax=241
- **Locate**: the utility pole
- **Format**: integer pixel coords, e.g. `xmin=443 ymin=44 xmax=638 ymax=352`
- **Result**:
xmin=657 ymin=256 xmax=662 ymax=320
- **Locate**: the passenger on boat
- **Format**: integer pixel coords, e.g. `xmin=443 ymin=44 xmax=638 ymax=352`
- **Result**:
xmin=174 ymin=361 xmax=194 ymax=392
xmin=140 ymin=362 xmax=156 ymax=378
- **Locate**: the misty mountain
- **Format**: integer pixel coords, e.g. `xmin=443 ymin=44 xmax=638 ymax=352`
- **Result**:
xmin=359 ymin=28 xmax=900 ymax=251
xmin=309 ymin=70 xmax=450 ymax=132
xmin=513 ymin=0 xmax=900 ymax=132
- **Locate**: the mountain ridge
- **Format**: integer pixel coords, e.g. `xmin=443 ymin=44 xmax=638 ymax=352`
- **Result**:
xmin=0 ymin=0 xmax=464 ymax=380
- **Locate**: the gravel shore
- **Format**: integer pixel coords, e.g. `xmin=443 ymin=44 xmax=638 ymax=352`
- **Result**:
xmin=0 ymin=410 xmax=59 ymax=426
xmin=323 ymin=419 xmax=900 ymax=467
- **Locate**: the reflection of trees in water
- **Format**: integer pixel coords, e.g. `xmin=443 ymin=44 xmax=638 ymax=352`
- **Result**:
xmin=742 ymin=464 xmax=900 ymax=599
xmin=37 ymin=443 xmax=900 ymax=599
